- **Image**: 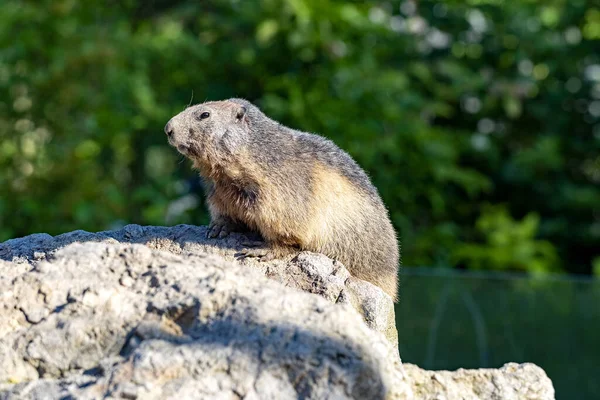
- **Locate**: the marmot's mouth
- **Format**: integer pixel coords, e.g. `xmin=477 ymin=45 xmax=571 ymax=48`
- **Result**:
xmin=177 ymin=144 xmax=199 ymax=157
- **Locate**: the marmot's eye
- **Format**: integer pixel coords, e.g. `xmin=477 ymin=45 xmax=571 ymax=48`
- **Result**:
xmin=199 ymin=112 xmax=210 ymax=120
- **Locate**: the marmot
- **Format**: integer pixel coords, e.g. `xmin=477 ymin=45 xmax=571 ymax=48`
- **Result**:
xmin=164 ymin=99 xmax=399 ymax=300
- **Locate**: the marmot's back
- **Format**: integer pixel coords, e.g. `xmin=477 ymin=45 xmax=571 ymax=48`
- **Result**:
xmin=262 ymin=128 xmax=398 ymax=299
xmin=165 ymin=98 xmax=399 ymax=300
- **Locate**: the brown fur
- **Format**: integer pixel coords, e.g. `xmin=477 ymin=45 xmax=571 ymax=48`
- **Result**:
xmin=165 ymin=99 xmax=399 ymax=300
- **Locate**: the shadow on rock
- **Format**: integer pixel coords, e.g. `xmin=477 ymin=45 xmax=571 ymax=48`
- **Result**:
xmin=114 ymin=307 xmax=389 ymax=399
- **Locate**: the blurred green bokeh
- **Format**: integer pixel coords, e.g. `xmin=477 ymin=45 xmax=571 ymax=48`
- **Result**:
xmin=1 ymin=0 xmax=599 ymax=276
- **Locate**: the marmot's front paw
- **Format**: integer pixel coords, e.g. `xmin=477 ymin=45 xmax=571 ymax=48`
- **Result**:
xmin=207 ymin=219 xmax=235 ymax=239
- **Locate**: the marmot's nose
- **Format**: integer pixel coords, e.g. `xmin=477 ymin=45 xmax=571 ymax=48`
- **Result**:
xmin=164 ymin=121 xmax=174 ymax=138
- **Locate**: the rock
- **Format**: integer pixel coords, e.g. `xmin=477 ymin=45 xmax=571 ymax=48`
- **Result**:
xmin=0 ymin=242 xmax=411 ymax=399
xmin=0 ymin=224 xmax=398 ymax=347
xmin=0 ymin=226 xmax=556 ymax=399
xmin=403 ymin=363 xmax=555 ymax=400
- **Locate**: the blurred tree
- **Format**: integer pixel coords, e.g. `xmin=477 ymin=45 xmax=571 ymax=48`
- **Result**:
xmin=0 ymin=0 xmax=598 ymax=275
xmin=453 ymin=205 xmax=559 ymax=273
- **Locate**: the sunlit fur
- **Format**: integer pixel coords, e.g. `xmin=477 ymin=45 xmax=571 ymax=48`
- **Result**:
xmin=165 ymin=99 xmax=399 ymax=300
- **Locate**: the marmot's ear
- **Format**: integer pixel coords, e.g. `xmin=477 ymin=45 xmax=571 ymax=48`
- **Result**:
xmin=236 ymin=105 xmax=247 ymax=121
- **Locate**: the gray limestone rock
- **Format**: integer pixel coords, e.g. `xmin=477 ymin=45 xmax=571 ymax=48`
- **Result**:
xmin=0 ymin=241 xmax=410 ymax=399
xmin=0 ymin=224 xmax=397 ymax=346
xmin=0 ymin=226 xmax=555 ymax=399
xmin=404 ymin=362 xmax=555 ymax=400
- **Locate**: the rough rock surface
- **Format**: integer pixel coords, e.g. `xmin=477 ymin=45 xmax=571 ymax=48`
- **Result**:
xmin=0 ymin=225 xmax=556 ymax=399
xmin=0 ymin=241 xmax=410 ymax=399
xmin=404 ymin=363 xmax=555 ymax=400
xmin=0 ymin=225 xmax=398 ymax=347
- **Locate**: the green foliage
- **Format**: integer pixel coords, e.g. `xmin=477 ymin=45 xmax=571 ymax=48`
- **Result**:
xmin=453 ymin=205 xmax=559 ymax=273
xmin=0 ymin=0 xmax=599 ymax=275
xmin=593 ymin=257 xmax=600 ymax=278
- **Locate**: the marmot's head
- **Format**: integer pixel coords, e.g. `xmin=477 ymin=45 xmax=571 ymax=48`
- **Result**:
xmin=164 ymin=99 xmax=259 ymax=167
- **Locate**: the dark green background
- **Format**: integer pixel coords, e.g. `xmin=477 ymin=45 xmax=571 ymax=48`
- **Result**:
xmin=397 ymin=268 xmax=600 ymax=399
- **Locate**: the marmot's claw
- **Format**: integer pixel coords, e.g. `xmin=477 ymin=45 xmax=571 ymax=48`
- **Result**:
xmin=206 ymin=225 xmax=219 ymax=238
xmin=207 ymin=221 xmax=231 ymax=239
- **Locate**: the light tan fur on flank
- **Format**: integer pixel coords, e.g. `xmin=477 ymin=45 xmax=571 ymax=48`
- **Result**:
xmin=303 ymin=163 xmax=368 ymax=247
xmin=165 ymin=99 xmax=399 ymax=300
